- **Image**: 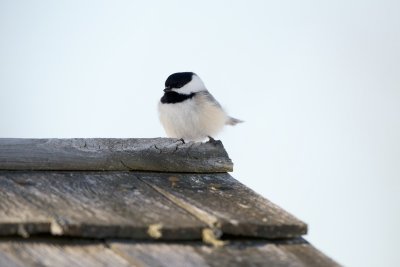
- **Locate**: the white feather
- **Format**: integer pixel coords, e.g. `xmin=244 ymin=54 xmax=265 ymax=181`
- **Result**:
xmin=158 ymin=92 xmax=228 ymax=142
xmin=170 ymin=75 xmax=206 ymax=95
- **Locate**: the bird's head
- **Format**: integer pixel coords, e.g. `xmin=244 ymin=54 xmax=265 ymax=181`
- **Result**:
xmin=164 ymin=72 xmax=206 ymax=95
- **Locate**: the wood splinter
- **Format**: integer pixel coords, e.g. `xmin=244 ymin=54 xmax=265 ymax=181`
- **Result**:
xmin=147 ymin=223 xmax=163 ymax=239
xmin=202 ymin=228 xmax=227 ymax=247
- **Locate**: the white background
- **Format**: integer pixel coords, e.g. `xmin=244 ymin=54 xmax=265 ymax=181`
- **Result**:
xmin=1 ymin=1 xmax=399 ymax=266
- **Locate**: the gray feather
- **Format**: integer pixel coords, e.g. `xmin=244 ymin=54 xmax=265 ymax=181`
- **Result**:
xmin=199 ymin=91 xmax=243 ymax=126
xmin=200 ymin=90 xmax=223 ymax=108
xmin=226 ymin=117 xmax=243 ymax=126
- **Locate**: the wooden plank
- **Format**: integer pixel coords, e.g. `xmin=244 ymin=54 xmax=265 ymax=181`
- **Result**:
xmin=0 ymin=171 xmax=206 ymax=239
xmin=138 ymin=172 xmax=307 ymax=239
xmin=108 ymin=239 xmax=340 ymax=267
xmin=109 ymin=241 xmax=207 ymax=267
xmin=0 ymin=247 xmax=26 ymax=267
xmin=0 ymin=238 xmax=339 ymax=267
xmin=277 ymin=241 xmax=340 ymax=267
xmin=0 ymin=138 xmax=233 ymax=172
xmin=0 ymin=175 xmax=52 ymax=236
xmin=0 ymin=238 xmax=134 ymax=267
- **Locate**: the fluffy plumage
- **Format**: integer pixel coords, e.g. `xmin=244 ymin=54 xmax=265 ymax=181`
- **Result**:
xmin=158 ymin=72 xmax=242 ymax=142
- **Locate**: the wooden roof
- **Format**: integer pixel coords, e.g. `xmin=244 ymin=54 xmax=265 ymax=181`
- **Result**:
xmin=0 ymin=138 xmax=339 ymax=266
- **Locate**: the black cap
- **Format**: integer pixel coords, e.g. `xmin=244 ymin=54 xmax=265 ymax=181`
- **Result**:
xmin=165 ymin=72 xmax=195 ymax=89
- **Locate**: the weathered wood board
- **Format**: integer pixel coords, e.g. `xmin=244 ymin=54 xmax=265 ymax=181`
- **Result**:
xmin=0 ymin=171 xmax=206 ymax=239
xmin=0 ymin=137 xmax=338 ymax=265
xmin=110 ymin=242 xmax=208 ymax=267
xmin=0 ymin=174 xmax=51 ymax=236
xmin=0 ymin=238 xmax=339 ymax=267
xmin=108 ymin=239 xmax=340 ymax=267
xmin=278 ymin=241 xmax=341 ymax=267
xmin=0 ymin=239 xmax=132 ymax=267
xmin=0 ymin=171 xmax=307 ymax=240
xmin=0 ymin=138 xmax=233 ymax=172
xmin=138 ymin=172 xmax=307 ymax=238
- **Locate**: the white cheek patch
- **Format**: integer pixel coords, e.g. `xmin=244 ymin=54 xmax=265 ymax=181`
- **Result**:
xmin=172 ymin=75 xmax=206 ymax=95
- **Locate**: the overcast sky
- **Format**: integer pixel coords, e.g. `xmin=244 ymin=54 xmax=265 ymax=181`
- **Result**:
xmin=1 ymin=1 xmax=400 ymax=266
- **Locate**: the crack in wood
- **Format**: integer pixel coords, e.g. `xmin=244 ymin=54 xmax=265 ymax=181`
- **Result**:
xmin=0 ymin=138 xmax=233 ymax=172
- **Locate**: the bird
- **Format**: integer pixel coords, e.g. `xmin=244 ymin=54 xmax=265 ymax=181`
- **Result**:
xmin=158 ymin=72 xmax=242 ymax=142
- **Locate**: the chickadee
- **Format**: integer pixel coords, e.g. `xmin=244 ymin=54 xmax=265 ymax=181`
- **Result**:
xmin=158 ymin=72 xmax=242 ymax=142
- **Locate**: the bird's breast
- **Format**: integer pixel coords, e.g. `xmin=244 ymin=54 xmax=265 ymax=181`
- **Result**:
xmin=158 ymin=95 xmax=227 ymax=141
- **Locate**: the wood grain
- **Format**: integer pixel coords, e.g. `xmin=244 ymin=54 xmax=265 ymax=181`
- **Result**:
xmin=0 ymin=238 xmax=339 ymax=267
xmin=0 ymin=176 xmax=51 ymax=236
xmin=109 ymin=241 xmax=207 ymax=267
xmin=0 ymin=171 xmax=206 ymax=239
xmin=138 ymin=172 xmax=307 ymax=239
xmin=108 ymin=239 xmax=340 ymax=267
xmin=0 ymin=238 xmax=133 ymax=267
xmin=0 ymin=138 xmax=233 ymax=172
xmin=277 ymin=241 xmax=340 ymax=267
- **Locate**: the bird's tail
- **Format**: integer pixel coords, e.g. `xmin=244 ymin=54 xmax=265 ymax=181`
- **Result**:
xmin=226 ymin=116 xmax=244 ymax=126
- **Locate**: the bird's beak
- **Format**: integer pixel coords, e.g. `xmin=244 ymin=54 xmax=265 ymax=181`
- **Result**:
xmin=163 ymin=87 xmax=172 ymax=92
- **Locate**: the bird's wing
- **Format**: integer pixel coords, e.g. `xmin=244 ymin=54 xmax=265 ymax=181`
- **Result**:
xmin=198 ymin=91 xmax=243 ymax=125
xmin=199 ymin=90 xmax=223 ymax=108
